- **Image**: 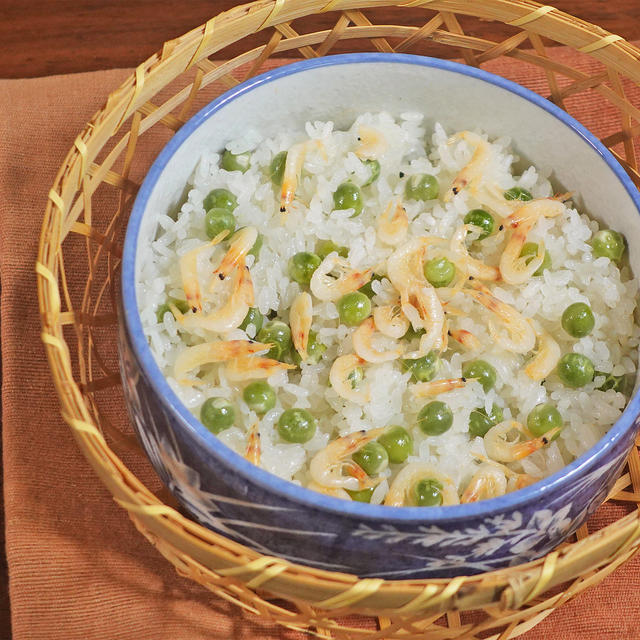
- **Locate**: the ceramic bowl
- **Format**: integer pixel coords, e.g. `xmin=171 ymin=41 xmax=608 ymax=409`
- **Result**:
xmin=120 ymin=53 xmax=640 ymax=579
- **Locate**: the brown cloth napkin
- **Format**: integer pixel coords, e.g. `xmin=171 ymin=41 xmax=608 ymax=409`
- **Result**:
xmin=2 ymin=47 xmax=640 ymax=639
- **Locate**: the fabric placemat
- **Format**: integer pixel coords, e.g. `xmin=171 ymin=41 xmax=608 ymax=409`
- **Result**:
xmin=2 ymin=47 xmax=640 ymax=639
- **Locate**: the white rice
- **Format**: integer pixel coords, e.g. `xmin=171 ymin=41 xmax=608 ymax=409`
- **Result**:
xmin=137 ymin=112 xmax=639 ymax=500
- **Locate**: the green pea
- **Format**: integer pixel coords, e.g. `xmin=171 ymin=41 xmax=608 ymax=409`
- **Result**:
xmin=316 ymin=239 xmax=348 ymax=260
xmin=230 ymin=226 xmax=262 ymax=258
xmin=401 ymin=351 xmax=439 ymax=383
xmin=402 ymin=324 xmax=425 ymax=341
xmin=248 ymin=232 xmax=263 ymax=258
xmin=592 ymin=229 xmax=625 ymax=262
xmin=519 ymin=242 xmax=551 ymax=276
xmin=561 ymin=302 xmax=595 ymax=338
xmin=221 ymin=149 xmax=251 ymax=173
xmin=463 ymin=209 xmax=494 ymax=239
xmin=378 ymin=426 xmax=413 ymax=464
xmin=504 ymin=186 xmax=533 ymax=201
xmin=468 ymin=403 xmax=504 ymax=438
xmin=288 ymin=251 xmax=322 ymax=285
xmin=156 ymin=298 xmax=190 ymax=322
xmin=352 ymin=442 xmax=389 ymax=476
xmin=200 ymin=398 xmax=235 ymax=434
xmin=347 ymin=366 xmax=364 ymax=389
xmin=239 ymin=307 xmax=264 ymax=334
xmin=337 ymin=292 xmax=371 ymax=326
xmin=277 ymin=408 xmax=316 ymax=443
xmin=205 ymin=207 xmax=236 ymax=240
xmin=306 ymin=330 xmax=328 ymax=364
xmin=292 ymin=330 xmax=327 ymax=365
xmin=413 ymin=478 xmax=443 ymax=507
xmin=333 ymin=182 xmax=363 ymax=217
xmin=557 ymin=353 xmax=595 ymax=388
xmin=595 ymin=371 xmax=632 ymax=395
xmin=462 ymin=360 xmax=497 ymax=392
xmin=424 ymin=257 xmax=455 ymax=288
xmin=257 ymin=320 xmax=292 ymax=361
xmin=270 ymin=151 xmax=287 ymax=186
xmin=346 ymin=487 xmax=374 ymax=503
xmin=203 ymin=188 xmax=237 ymax=212
xmin=404 ymin=173 xmax=439 ymax=201
xmin=243 ymin=381 xmax=276 ymax=415
xmin=527 ymin=403 xmax=562 ymax=437
xmin=418 ymin=401 xmax=453 ymax=436
xmin=358 ymin=273 xmax=383 ymax=299
xmin=362 ymin=159 xmax=381 ymax=187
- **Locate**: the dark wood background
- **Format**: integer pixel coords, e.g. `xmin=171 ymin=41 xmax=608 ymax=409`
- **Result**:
xmin=1 ymin=1 xmax=640 ymax=78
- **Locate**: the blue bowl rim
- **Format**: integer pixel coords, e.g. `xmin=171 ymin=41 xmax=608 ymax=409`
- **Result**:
xmin=122 ymin=52 xmax=640 ymax=523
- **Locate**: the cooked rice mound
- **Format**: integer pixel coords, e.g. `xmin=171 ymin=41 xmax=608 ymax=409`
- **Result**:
xmin=138 ymin=112 xmax=639 ymax=505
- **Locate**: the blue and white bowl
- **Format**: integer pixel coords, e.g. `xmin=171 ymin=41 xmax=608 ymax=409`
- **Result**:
xmin=120 ymin=53 xmax=640 ymax=579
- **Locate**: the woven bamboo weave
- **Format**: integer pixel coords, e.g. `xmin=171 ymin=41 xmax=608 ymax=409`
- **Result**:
xmin=37 ymin=1 xmax=640 ymax=638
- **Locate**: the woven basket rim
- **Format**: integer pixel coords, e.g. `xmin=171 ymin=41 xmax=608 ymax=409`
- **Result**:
xmin=36 ymin=0 xmax=640 ymax=623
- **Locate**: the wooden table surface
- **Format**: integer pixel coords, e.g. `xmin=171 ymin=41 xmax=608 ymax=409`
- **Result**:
xmin=2 ymin=0 xmax=640 ymax=78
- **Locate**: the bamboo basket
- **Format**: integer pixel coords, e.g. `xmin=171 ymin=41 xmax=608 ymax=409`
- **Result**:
xmin=37 ymin=1 xmax=640 ymax=638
